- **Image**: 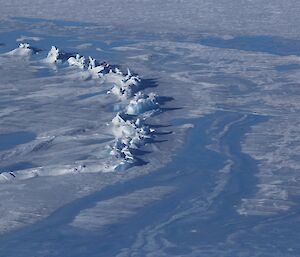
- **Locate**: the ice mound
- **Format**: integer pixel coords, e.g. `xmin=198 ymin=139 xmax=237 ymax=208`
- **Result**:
xmin=111 ymin=113 xmax=153 ymax=148
xmin=45 ymin=46 xmax=61 ymax=63
xmin=110 ymin=112 xmax=155 ymax=168
xmin=126 ymin=92 xmax=159 ymax=115
xmin=45 ymin=46 xmax=73 ymax=64
xmin=6 ymin=43 xmax=34 ymax=57
xmin=68 ymin=54 xmax=86 ymax=69
xmin=108 ymin=69 xmax=142 ymax=99
xmin=105 ymin=67 xmax=160 ymax=169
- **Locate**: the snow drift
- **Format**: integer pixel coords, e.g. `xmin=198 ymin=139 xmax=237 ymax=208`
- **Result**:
xmin=6 ymin=43 xmax=34 ymax=57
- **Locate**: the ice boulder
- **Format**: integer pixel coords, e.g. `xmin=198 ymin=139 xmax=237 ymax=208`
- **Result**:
xmin=126 ymin=92 xmax=159 ymax=115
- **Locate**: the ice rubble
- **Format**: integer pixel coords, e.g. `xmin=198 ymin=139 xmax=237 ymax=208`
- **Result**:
xmin=68 ymin=54 xmax=86 ymax=69
xmin=51 ymin=46 xmax=158 ymax=167
xmin=44 ymin=46 xmax=142 ymax=99
xmin=109 ymin=69 xmax=142 ymax=99
xmin=126 ymin=92 xmax=159 ymax=115
xmin=109 ymin=102 xmax=158 ymax=168
xmin=61 ymin=46 xmax=162 ymax=169
xmin=110 ymin=116 xmax=155 ymax=168
xmin=1 ymin=43 xmax=162 ymax=181
xmin=88 ymin=57 xmax=105 ymax=75
xmin=111 ymin=113 xmax=154 ymax=149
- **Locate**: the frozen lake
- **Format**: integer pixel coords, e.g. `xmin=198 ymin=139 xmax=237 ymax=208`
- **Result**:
xmin=1 ymin=3 xmax=300 ymax=256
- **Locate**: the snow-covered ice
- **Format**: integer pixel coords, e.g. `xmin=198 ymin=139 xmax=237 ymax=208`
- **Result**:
xmin=1 ymin=2 xmax=300 ymax=257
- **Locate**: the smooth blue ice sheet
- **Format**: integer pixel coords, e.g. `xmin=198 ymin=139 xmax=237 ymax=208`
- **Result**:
xmin=0 ymin=131 xmax=36 ymax=151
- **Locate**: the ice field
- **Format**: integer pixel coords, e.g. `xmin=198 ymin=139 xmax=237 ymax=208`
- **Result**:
xmin=1 ymin=1 xmax=300 ymax=256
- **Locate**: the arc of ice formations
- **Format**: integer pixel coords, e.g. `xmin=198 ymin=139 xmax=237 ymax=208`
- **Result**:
xmin=1 ymin=43 xmax=163 ymax=181
xmin=51 ymin=44 xmax=161 ymax=169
